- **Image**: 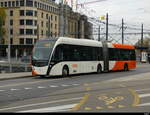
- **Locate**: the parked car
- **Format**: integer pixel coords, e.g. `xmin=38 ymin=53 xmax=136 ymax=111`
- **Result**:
xmin=21 ymin=56 xmax=31 ymax=63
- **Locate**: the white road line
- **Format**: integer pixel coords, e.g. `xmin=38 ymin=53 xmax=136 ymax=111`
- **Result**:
xmin=37 ymin=86 xmax=46 ymax=89
xmin=61 ymin=84 xmax=70 ymax=87
xmin=135 ymin=88 xmax=150 ymax=92
xmin=0 ymin=97 xmax=82 ymax=111
xmin=138 ymin=102 xmax=150 ymax=107
xmin=0 ymin=90 xmax=5 ymax=92
xmin=19 ymin=103 xmax=77 ymax=112
xmin=72 ymin=84 xmax=80 ymax=86
xmin=24 ymin=88 xmax=32 ymax=90
xmin=139 ymin=93 xmax=150 ymax=98
xmin=10 ymin=89 xmax=20 ymax=91
xmin=49 ymin=85 xmax=58 ymax=88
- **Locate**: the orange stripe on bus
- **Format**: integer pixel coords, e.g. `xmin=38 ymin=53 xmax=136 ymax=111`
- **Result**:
xmin=112 ymin=61 xmax=136 ymax=71
xmin=112 ymin=44 xmax=135 ymax=49
xmin=72 ymin=64 xmax=78 ymax=68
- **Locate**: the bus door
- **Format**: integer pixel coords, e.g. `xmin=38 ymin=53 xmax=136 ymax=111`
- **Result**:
xmin=102 ymin=41 xmax=109 ymax=72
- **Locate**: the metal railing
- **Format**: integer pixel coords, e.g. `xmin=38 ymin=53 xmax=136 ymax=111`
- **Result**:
xmin=0 ymin=60 xmax=31 ymax=73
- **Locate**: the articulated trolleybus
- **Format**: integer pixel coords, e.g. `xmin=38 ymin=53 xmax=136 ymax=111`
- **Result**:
xmin=31 ymin=37 xmax=136 ymax=77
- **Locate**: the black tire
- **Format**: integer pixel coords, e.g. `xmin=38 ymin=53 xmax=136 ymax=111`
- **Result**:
xmin=124 ymin=64 xmax=129 ymax=71
xmin=97 ymin=64 xmax=102 ymax=74
xmin=62 ymin=66 xmax=69 ymax=77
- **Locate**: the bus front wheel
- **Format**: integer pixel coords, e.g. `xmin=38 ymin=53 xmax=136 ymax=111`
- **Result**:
xmin=62 ymin=66 xmax=69 ymax=77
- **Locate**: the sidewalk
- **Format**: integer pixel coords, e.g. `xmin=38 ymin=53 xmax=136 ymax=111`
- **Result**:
xmin=0 ymin=72 xmax=32 ymax=81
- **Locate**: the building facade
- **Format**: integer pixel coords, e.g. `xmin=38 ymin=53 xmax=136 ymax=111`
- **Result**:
xmin=0 ymin=0 xmax=59 ymax=57
xmin=0 ymin=0 xmax=93 ymax=58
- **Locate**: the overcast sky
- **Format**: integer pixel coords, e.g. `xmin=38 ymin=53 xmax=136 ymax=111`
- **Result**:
xmin=56 ymin=0 xmax=150 ymax=44
xmin=57 ymin=0 xmax=150 ymax=29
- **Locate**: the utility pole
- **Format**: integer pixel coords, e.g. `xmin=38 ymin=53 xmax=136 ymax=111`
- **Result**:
xmin=8 ymin=9 xmax=11 ymax=72
xmin=141 ymin=23 xmax=143 ymax=47
xmin=122 ymin=18 xmax=124 ymax=44
xmin=140 ymin=23 xmax=144 ymax=62
xmin=98 ymin=25 xmax=100 ymax=41
xmin=106 ymin=13 xmax=108 ymax=41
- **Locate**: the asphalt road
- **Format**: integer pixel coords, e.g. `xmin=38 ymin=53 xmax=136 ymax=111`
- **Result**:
xmin=0 ymin=63 xmax=150 ymax=112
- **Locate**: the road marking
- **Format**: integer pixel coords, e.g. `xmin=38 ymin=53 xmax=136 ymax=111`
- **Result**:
xmin=96 ymin=106 xmax=103 ymax=110
xmin=19 ymin=104 xmax=77 ymax=112
xmin=61 ymin=84 xmax=70 ymax=87
xmin=24 ymin=87 xmax=32 ymax=90
xmin=0 ymin=97 xmax=82 ymax=111
xmin=139 ymin=93 xmax=150 ymax=98
xmin=72 ymin=84 xmax=80 ymax=86
xmin=118 ymin=105 xmax=125 ymax=108
xmin=138 ymin=102 xmax=150 ymax=107
xmin=49 ymin=85 xmax=58 ymax=88
xmin=128 ymin=89 xmax=140 ymax=107
xmin=10 ymin=88 xmax=20 ymax=91
xmin=84 ymin=107 xmax=92 ymax=111
xmin=107 ymin=106 xmax=115 ymax=109
xmin=136 ymin=88 xmax=150 ymax=92
xmin=0 ymin=90 xmax=5 ymax=92
xmin=0 ymin=77 xmax=72 ymax=88
xmin=70 ymin=93 xmax=91 ymax=111
xmin=37 ymin=86 xmax=46 ymax=89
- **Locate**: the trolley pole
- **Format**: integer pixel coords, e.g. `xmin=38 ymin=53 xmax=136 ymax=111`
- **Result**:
xmin=122 ymin=18 xmax=124 ymax=44
xmin=106 ymin=13 xmax=108 ymax=41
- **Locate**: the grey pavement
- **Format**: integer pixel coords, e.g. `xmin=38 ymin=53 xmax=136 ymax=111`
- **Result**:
xmin=0 ymin=72 xmax=32 ymax=81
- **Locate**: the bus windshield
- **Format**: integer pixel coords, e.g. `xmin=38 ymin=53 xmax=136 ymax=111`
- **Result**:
xmin=32 ymin=40 xmax=56 ymax=61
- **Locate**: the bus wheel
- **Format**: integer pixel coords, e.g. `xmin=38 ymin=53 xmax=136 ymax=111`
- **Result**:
xmin=62 ymin=66 xmax=69 ymax=77
xmin=124 ymin=64 xmax=129 ymax=71
xmin=97 ymin=64 xmax=102 ymax=74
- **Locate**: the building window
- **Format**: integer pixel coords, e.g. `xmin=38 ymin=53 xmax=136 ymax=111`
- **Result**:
xmin=10 ymin=38 xmax=13 ymax=44
xmin=10 ymin=10 xmax=13 ymax=16
xmin=10 ymin=20 xmax=13 ymax=26
xmin=20 ymin=10 xmax=24 ymax=16
xmin=20 ymin=29 xmax=24 ymax=35
xmin=41 ymin=12 xmax=43 ymax=18
xmin=12 ymin=1 xmax=15 ymax=7
xmin=26 ymin=0 xmax=33 ymax=7
xmin=26 ymin=29 xmax=33 ymax=35
xmin=26 ymin=10 xmax=33 ymax=16
xmin=41 ymin=30 xmax=43 ymax=35
xmin=20 ymin=0 xmax=24 ymax=6
xmin=8 ymin=1 xmax=11 ymax=7
xmin=51 ymin=15 xmax=53 ymax=21
xmin=1 ymin=2 xmax=4 ymax=7
xmin=34 ymin=29 xmax=37 ymax=35
xmin=20 ymin=20 xmax=24 ymax=25
xmin=34 ymin=1 xmax=37 ymax=7
xmin=55 ymin=16 xmax=57 ymax=21
xmin=26 ymin=20 xmax=33 ymax=25
xmin=16 ymin=1 xmax=19 ymax=7
xmin=34 ymin=11 xmax=37 ymax=16
xmin=26 ymin=38 xmax=32 ymax=44
xmin=34 ymin=20 xmax=37 ymax=26
xmin=20 ymin=38 xmax=24 ymax=44
xmin=41 ymin=21 xmax=43 ymax=27
xmin=5 ymin=2 xmax=7 ymax=7
xmin=10 ymin=29 xmax=13 ymax=35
